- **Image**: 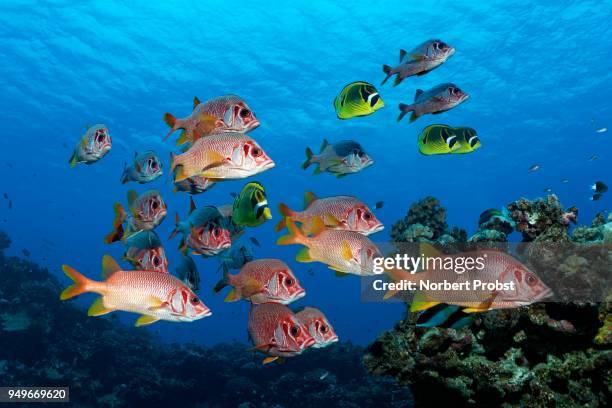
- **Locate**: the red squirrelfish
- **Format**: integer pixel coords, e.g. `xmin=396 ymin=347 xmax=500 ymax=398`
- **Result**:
xmin=170 ymin=132 xmax=274 ymax=182
xmin=169 ymin=197 xmax=231 ymax=256
xmin=382 ymin=40 xmax=455 ymax=86
xmin=397 ymin=83 xmax=469 ymax=123
xmin=384 ymin=243 xmax=553 ymax=313
xmin=104 ymin=190 xmax=167 ymax=244
xmin=213 ymin=259 xmax=305 ymax=304
xmin=248 ymin=303 xmax=315 ymax=364
xmin=276 ymin=191 xmax=383 ymax=236
xmin=163 ymin=95 xmax=260 ymax=146
xmin=123 ymin=231 xmax=169 ymax=273
xmin=60 ymin=255 xmax=211 ymax=326
xmin=277 ymin=217 xmax=382 ymax=276
xmin=295 ymin=307 xmax=338 ymax=348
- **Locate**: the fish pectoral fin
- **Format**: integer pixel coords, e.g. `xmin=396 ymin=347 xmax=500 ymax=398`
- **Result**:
xmin=262 ymin=356 xmax=279 ymax=365
xmin=410 ymin=290 xmax=440 ymax=312
xmin=87 ymin=297 xmax=114 ymax=316
xmin=147 ymin=295 xmax=169 ymax=311
xmin=241 ymin=277 xmax=264 ymax=297
xmin=224 ymin=289 xmax=241 ymax=302
xmin=462 ymin=298 xmax=495 ymax=314
xmin=135 ymin=315 xmax=160 ymax=327
xmin=410 ymin=53 xmax=427 ymax=61
xmin=296 ymin=247 xmax=314 ymax=263
xmin=341 ymin=240 xmax=353 ymax=261
xmin=324 ymin=213 xmax=341 ymax=227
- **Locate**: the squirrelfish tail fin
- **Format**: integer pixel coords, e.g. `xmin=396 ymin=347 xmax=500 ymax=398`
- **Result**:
xmin=104 ymin=203 xmax=126 ymax=244
xmin=60 ymin=265 xmax=93 ymax=300
xmin=276 ymin=218 xmax=305 ymax=246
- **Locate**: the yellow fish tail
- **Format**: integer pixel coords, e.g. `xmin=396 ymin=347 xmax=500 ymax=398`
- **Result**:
xmin=277 ymin=217 xmax=305 ymax=246
xmin=60 ymin=265 xmax=93 ymax=300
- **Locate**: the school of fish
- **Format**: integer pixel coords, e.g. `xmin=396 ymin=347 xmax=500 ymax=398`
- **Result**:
xmin=60 ymin=38 xmax=565 ymax=365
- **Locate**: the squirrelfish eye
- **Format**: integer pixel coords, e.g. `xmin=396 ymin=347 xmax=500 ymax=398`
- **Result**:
xmin=285 ymin=277 xmax=294 ymax=286
xmin=240 ymin=108 xmax=251 ymax=118
xmin=213 ymin=226 xmax=221 ymax=238
xmin=191 ymin=297 xmax=200 ymax=304
xmin=433 ymin=41 xmax=440 ymax=49
xmin=290 ymin=325 xmax=299 ymax=336
xmin=363 ymin=212 xmax=372 ymax=220
xmin=152 ymin=256 xmax=160 ymax=267
xmin=320 ymin=325 xmax=328 ymax=333
xmin=526 ymin=273 xmax=537 ymax=286
xmin=251 ymin=147 xmax=262 ymax=157
xmin=151 ymin=200 xmax=159 ymax=210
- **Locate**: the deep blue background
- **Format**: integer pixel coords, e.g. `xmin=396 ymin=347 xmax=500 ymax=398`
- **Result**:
xmin=0 ymin=0 xmax=609 ymax=346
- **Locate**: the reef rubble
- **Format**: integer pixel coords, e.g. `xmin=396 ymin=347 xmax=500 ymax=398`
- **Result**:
xmin=0 ymin=230 xmax=411 ymax=408
xmin=365 ymin=196 xmax=611 ymax=407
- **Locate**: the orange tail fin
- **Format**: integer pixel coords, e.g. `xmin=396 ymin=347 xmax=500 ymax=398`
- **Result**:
xmin=274 ymin=203 xmax=296 ymax=231
xmin=163 ymin=113 xmax=183 ymax=141
xmin=276 ymin=218 xmax=305 ymax=246
xmin=104 ymin=203 xmax=126 ymax=244
xmin=60 ymin=265 xmax=91 ymax=300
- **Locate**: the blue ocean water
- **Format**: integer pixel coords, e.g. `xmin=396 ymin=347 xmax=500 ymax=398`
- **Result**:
xmin=0 ymin=0 xmax=610 ymax=348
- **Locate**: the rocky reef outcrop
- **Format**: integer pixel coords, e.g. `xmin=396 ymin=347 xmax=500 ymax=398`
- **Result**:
xmin=0 ymin=230 xmax=411 ymax=408
xmin=365 ymin=196 xmax=611 ymax=407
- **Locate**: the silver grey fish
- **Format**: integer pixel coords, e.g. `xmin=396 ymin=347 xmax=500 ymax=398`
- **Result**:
xmin=382 ymin=39 xmax=455 ymax=86
xmin=69 ymin=124 xmax=112 ymax=167
xmin=397 ymin=83 xmax=469 ymax=123
xmin=121 ymin=151 xmax=163 ymax=184
xmin=302 ymin=139 xmax=373 ymax=178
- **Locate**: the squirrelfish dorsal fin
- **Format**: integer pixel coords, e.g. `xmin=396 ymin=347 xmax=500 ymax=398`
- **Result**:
xmin=193 ymin=96 xmax=201 ymax=108
xmin=415 ymin=89 xmax=424 ymax=100
xmin=101 ymin=255 xmax=122 ymax=280
xmin=304 ymin=191 xmax=317 ymax=208
xmin=399 ymin=49 xmax=407 ymax=61
xmin=319 ymin=139 xmax=330 ymax=153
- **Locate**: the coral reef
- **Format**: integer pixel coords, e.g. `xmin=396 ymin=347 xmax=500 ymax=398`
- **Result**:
xmin=0 ymin=230 xmax=411 ymax=408
xmin=391 ymin=196 xmax=466 ymax=243
xmin=366 ymin=197 xmax=611 ymax=407
xmin=506 ymin=195 xmax=577 ymax=242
